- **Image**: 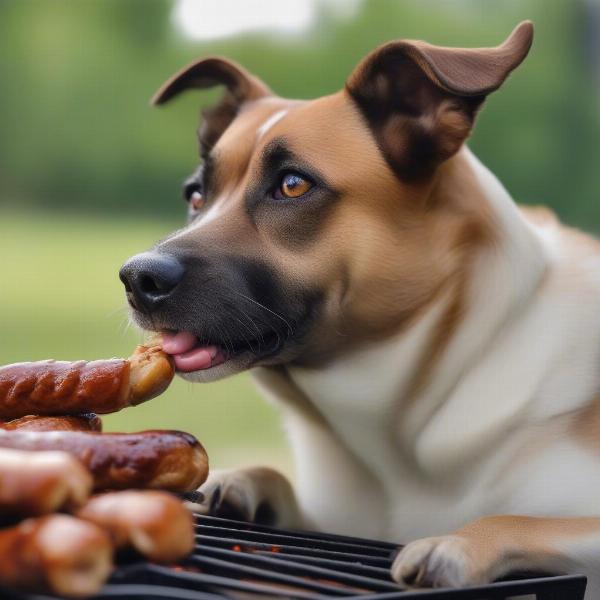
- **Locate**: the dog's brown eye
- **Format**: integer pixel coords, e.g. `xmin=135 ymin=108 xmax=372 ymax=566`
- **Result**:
xmin=189 ymin=190 xmax=205 ymax=211
xmin=277 ymin=173 xmax=312 ymax=199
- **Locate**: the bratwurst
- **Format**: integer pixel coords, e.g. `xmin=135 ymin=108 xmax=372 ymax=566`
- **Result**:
xmin=0 ymin=429 xmax=208 ymax=492
xmin=77 ymin=490 xmax=194 ymax=562
xmin=0 ymin=514 xmax=112 ymax=597
xmin=0 ymin=345 xmax=174 ymax=419
xmin=0 ymin=413 xmax=102 ymax=432
xmin=0 ymin=447 xmax=92 ymax=516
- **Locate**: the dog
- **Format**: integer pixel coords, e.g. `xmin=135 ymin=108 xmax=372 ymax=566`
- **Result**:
xmin=120 ymin=21 xmax=600 ymax=594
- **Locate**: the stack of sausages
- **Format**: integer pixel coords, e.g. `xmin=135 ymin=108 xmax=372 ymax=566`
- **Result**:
xmin=0 ymin=345 xmax=209 ymax=597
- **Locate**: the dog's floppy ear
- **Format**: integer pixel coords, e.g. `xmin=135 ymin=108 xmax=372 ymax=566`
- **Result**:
xmin=346 ymin=21 xmax=533 ymax=180
xmin=151 ymin=57 xmax=271 ymax=153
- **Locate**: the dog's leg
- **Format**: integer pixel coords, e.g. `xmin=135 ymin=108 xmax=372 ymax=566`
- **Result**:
xmin=189 ymin=466 xmax=306 ymax=528
xmin=392 ymin=515 xmax=600 ymax=595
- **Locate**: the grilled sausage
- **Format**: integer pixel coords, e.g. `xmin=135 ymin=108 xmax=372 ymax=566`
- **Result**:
xmin=77 ymin=491 xmax=194 ymax=562
xmin=0 ymin=514 xmax=112 ymax=597
xmin=0 ymin=413 xmax=102 ymax=432
xmin=0 ymin=447 xmax=92 ymax=516
xmin=0 ymin=345 xmax=174 ymax=419
xmin=0 ymin=429 xmax=208 ymax=492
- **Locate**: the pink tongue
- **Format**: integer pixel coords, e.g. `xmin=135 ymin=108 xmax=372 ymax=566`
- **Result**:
xmin=161 ymin=331 xmax=198 ymax=355
xmin=172 ymin=345 xmax=219 ymax=372
xmin=161 ymin=331 xmax=220 ymax=373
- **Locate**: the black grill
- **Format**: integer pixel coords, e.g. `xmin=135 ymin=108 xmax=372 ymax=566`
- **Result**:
xmin=8 ymin=511 xmax=587 ymax=600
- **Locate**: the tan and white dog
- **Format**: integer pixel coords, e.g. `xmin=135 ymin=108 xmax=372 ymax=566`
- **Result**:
xmin=120 ymin=22 xmax=600 ymax=594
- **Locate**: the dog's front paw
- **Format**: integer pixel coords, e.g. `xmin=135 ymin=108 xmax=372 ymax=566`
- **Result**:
xmin=189 ymin=468 xmax=268 ymax=522
xmin=187 ymin=467 xmax=301 ymax=527
xmin=391 ymin=535 xmax=485 ymax=589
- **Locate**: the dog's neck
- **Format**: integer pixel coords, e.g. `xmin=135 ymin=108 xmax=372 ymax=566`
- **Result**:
xmin=285 ymin=147 xmax=550 ymax=475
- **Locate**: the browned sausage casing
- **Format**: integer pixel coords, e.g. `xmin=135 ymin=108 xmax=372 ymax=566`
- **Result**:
xmin=0 ymin=514 xmax=113 ymax=598
xmin=0 ymin=345 xmax=174 ymax=419
xmin=0 ymin=413 xmax=102 ymax=432
xmin=0 ymin=447 xmax=92 ymax=515
xmin=0 ymin=429 xmax=208 ymax=492
xmin=77 ymin=491 xmax=194 ymax=562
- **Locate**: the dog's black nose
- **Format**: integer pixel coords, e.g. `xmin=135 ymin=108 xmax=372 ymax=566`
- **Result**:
xmin=119 ymin=252 xmax=184 ymax=312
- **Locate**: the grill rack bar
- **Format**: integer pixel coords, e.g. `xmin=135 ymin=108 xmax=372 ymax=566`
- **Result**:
xmin=197 ymin=514 xmax=399 ymax=550
xmin=3 ymin=512 xmax=588 ymax=600
xmin=195 ymin=523 xmax=395 ymax=556
xmin=195 ymin=535 xmax=393 ymax=567
xmin=349 ymin=574 xmax=589 ymax=600
xmin=114 ymin=563 xmax=323 ymax=599
xmin=253 ymin=550 xmax=390 ymax=581
xmin=185 ymin=546 xmax=400 ymax=592
xmin=249 ymin=550 xmax=394 ymax=579
xmin=184 ymin=554 xmax=368 ymax=595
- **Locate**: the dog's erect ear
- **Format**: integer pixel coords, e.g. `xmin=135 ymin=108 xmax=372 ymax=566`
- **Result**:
xmin=151 ymin=57 xmax=271 ymax=153
xmin=346 ymin=21 xmax=533 ymax=180
xmin=151 ymin=56 xmax=270 ymax=105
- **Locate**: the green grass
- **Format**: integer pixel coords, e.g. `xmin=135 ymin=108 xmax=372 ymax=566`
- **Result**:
xmin=1 ymin=209 xmax=291 ymax=472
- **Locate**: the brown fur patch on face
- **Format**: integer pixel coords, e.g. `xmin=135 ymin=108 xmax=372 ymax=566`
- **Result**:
xmin=165 ymin=90 xmax=496 ymax=368
xmin=232 ymin=92 xmax=497 ymax=365
xmin=162 ymin=97 xmax=300 ymax=258
xmin=208 ymin=97 xmax=297 ymax=191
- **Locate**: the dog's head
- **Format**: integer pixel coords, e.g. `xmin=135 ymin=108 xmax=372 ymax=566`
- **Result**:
xmin=120 ymin=22 xmax=533 ymax=381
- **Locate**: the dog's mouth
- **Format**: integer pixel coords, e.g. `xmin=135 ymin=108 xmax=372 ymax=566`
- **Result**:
xmin=161 ymin=329 xmax=284 ymax=373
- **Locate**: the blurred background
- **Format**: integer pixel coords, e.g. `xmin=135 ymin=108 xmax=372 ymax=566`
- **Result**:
xmin=1 ymin=0 xmax=599 ymax=476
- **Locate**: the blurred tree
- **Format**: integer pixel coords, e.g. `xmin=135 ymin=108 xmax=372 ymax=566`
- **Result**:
xmin=0 ymin=0 xmax=598 ymax=230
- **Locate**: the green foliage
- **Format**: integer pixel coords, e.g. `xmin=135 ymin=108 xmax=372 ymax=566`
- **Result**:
xmin=0 ymin=0 xmax=598 ymax=227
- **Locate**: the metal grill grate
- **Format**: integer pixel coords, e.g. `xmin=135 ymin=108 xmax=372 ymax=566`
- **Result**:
xmin=7 ymin=512 xmax=588 ymax=600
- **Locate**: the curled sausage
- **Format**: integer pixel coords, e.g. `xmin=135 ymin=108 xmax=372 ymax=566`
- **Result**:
xmin=0 ymin=447 xmax=92 ymax=516
xmin=77 ymin=491 xmax=194 ymax=563
xmin=0 ymin=429 xmax=208 ymax=492
xmin=0 ymin=514 xmax=112 ymax=598
xmin=0 ymin=413 xmax=102 ymax=432
xmin=0 ymin=345 xmax=174 ymax=419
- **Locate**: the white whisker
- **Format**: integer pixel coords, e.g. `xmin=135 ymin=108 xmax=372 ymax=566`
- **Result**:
xmin=229 ymin=290 xmax=294 ymax=335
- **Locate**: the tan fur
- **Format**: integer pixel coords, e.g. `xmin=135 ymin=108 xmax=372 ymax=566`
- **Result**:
xmin=393 ymin=516 xmax=600 ymax=587
xmin=400 ymin=154 xmax=497 ymax=404
xmin=171 ymin=91 xmax=497 ymax=366
xmin=572 ymin=395 xmax=600 ymax=451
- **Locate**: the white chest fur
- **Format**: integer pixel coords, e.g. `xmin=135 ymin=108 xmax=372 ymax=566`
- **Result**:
xmin=285 ymin=301 xmax=496 ymax=538
xmin=287 ymin=300 xmax=445 ymax=483
xmin=285 ymin=288 xmax=600 ymax=540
